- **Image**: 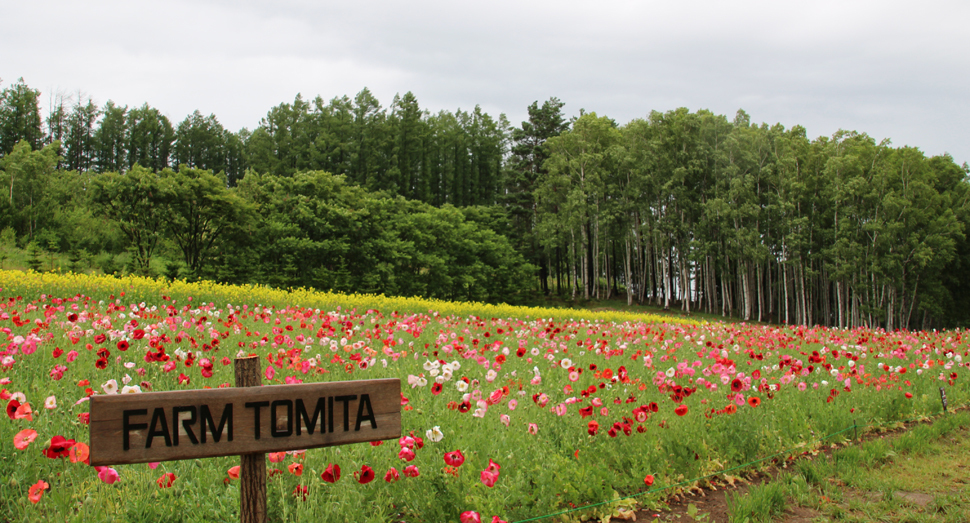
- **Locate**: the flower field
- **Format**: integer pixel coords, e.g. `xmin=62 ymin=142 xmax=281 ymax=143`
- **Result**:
xmin=0 ymin=270 xmax=968 ymax=522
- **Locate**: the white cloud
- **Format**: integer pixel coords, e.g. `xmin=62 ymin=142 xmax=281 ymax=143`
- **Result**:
xmin=3 ymin=0 xmax=968 ymax=161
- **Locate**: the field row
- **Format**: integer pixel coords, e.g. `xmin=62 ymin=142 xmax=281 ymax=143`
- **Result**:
xmin=0 ymin=271 xmax=966 ymax=522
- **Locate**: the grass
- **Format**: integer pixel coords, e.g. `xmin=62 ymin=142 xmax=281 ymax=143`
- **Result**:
xmin=723 ymin=411 xmax=970 ymax=523
xmin=727 ymin=480 xmax=787 ymax=523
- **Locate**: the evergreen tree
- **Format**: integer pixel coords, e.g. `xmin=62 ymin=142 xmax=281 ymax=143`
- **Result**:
xmin=0 ymin=78 xmax=44 ymax=157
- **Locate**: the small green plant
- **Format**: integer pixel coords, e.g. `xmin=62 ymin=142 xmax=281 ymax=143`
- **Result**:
xmin=860 ymin=437 xmax=895 ymax=467
xmin=685 ymin=503 xmax=712 ymax=522
xmin=727 ymin=481 xmax=787 ymax=523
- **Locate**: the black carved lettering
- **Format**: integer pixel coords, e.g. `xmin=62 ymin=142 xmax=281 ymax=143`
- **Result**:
xmin=270 ymin=400 xmax=293 ymax=437
xmin=246 ymin=401 xmax=270 ymax=440
xmin=172 ymin=406 xmax=199 ymax=446
xmin=335 ymin=395 xmax=357 ymax=432
xmin=146 ymin=407 xmax=172 ymax=448
xmin=123 ymin=409 xmax=148 ymax=451
xmin=296 ymin=398 xmax=325 ymax=435
xmin=355 ymin=393 xmax=377 ymax=431
xmin=200 ymin=403 xmax=233 ymax=443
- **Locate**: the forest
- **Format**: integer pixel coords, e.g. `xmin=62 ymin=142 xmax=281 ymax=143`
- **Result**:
xmin=1 ymin=77 xmax=968 ymax=329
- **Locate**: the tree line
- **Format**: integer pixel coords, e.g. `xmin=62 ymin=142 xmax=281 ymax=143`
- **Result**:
xmin=527 ymin=108 xmax=970 ymax=330
xmin=0 ymin=78 xmax=505 ymax=207
xmin=2 ymin=77 xmax=969 ymax=328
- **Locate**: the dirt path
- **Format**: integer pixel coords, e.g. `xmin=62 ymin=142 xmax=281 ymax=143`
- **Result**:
xmin=635 ymin=411 xmax=970 ymax=523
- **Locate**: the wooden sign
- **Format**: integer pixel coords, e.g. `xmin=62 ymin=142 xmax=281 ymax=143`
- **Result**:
xmin=89 ymin=377 xmax=401 ymax=466
xmin=940 ymin=387 xmax=948 ymax=413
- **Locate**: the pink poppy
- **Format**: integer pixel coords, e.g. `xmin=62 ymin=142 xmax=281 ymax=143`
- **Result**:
xmin=13 ymin=429 xmax=37 ymax=450
xmin=480 ymin=469 xmax=498 ymax=487
xmin=97 ymin=466 xmax=120 ymax=484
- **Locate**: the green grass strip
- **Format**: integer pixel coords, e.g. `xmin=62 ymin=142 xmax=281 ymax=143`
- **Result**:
xmin=510 ymin=407 xmax=963 ymax=523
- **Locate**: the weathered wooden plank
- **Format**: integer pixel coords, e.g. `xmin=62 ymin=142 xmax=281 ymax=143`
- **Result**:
xmin=89 ymin=378 xmax=401 ymax=466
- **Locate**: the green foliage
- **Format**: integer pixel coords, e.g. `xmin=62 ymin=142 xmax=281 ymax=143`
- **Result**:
xmin=4 ymin=76 xmax=970 ymax=324
xmin=90 ymin=165 xmax=167 ymax=274
xmin=229 ymin=170 xmax=534 ymax=303
xmin=726 ymin=481 xmax=787 ymax=523
xmin=0 ymin=78 xmax=44 ymax=155
xmin=24 ymin=240 xmax=41 ymax=271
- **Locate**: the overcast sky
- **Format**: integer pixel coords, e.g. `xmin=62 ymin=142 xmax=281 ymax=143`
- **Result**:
xmin=3 ymin=0 xmax=968 ymax=164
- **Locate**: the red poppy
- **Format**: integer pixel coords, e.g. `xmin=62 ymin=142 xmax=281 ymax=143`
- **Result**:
xmin=132 ymin=329 xmax=146 ymax=340
xmin=747 ymin=396 xmax=761 ymax=408
xmin=157 ymin=472 xmax=177 ymax=488
xmin=355 ymin=465 xmax=375 ymax=484
xmin=403 ymin=465 xmax=420 ymax=478
xmin=6 ymin=399 xmax=19 ymax=420
xmin=321 ymin=463 xmax=341 ymax=483
xmin=431 ymin=382 xmax=443 ymax=395
xmin=292 ymin=485 xmax=308 ymax=500
xmin=648 ymin=402 xmax=659 ymax=413
xmin=587 ymin=420 xmax=599 ymax=436
xmin=731 ymin=378 xmax=744 ymax=392
xmin=69 ymin=442 xmax=90 ymax=464
xmin=288 ymin=463 xmax=303 ymax=476
xmin=409 ymin=432 xmax=424 ymax=449
xmin=44 ymin=435 xmax=76 ymax=459
xmin=384 ymin=467 xmax=400 ymax=482
xmin=724 ymin=404 xmax=737 ymax=415
xmin=674 ymin=404 xmax=688 ymax=416
xmin=117 ymin=340 xmax=129 ymax=351
xmin=444 ymin=449 xmax=465 ymax=467
xmin=460 ymin=511 xmax=482 ymax=523
xmin=94 ymin=334 xmax=106 ymax=344
xmin=644 ymin=474 xmax=655 ymax=487
xmin=28 ymin=480 xmax=49 ymax=504
xmin=579 ymin=405 xmax=594 ymax=418
xmin=458 ymin=401 xmax=471 ymax=413
xmin=905 ymin=392 xmax=913 ymax=399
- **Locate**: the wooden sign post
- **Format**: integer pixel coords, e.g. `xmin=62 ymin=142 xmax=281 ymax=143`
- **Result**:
xmin=237 ymin=356 xmax=265 ymax=523
xmin=89 ymin=356 xmax=401 ymax=523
